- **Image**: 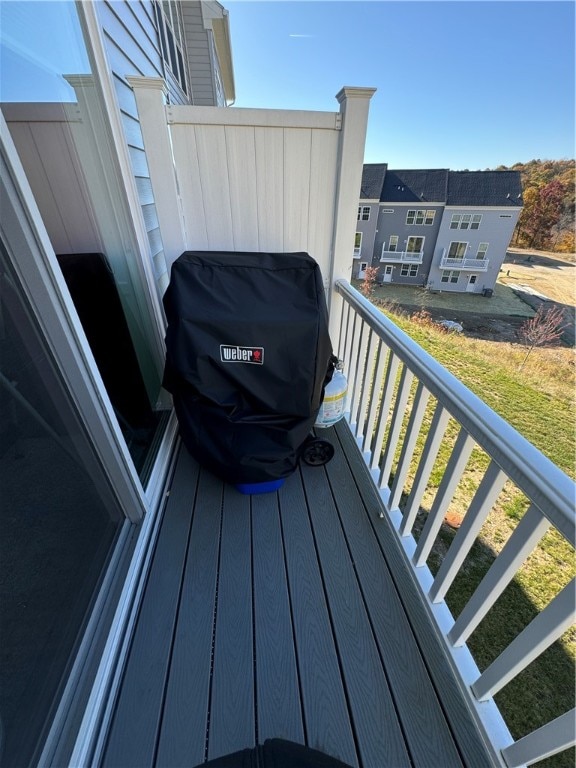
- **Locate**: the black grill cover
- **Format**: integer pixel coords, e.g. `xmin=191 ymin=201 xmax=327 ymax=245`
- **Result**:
xmin=163 ymin=251 xmax=334 ymax=484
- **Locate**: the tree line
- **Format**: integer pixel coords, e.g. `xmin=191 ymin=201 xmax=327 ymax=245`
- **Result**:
xmin=494 ymin=159 xmax=574 ymax=254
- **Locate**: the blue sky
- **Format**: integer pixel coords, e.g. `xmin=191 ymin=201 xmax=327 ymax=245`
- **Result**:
xmin=227 ymin=1 xmax=575 ymax=170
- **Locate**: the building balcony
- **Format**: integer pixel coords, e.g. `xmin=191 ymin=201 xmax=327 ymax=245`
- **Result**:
xmin=90 ymin=281 xmax=575 ymax=768
xmin=440 ymin=255 xmax=490 ymax=271
xmin=40 ymin=80 xmax=571 ymax=768
xmin=380 ymin=250 xmax=424 ymax=264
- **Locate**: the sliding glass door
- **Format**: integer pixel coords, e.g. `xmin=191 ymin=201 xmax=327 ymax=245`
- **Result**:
xmin=0 ymin=1 xmax=169 ymax=480
xmin=0 ymin=2 xmax=172 ymax=762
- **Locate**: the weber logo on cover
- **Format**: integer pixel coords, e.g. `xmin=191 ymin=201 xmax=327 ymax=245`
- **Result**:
xmin=220 ymin=345 xmax=264 ymax=365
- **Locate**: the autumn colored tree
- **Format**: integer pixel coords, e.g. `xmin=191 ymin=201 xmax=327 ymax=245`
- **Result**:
xmin=509 ymin=160 xmax=574 ymax=252
xmin=518 ymin=304 xmax=567 ymax=369
xmin=359 ymin=266 xmax=379 ymax=300
xmin=517 ymin=179 xmax=566 ymax=250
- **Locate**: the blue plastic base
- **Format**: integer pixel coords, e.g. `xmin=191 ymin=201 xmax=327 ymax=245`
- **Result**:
xmin=234 ymin=478 xmax=285 ymax=495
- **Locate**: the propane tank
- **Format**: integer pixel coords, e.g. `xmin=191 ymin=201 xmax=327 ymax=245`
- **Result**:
xmin=315 ymin=360 xmax=348 ymax=428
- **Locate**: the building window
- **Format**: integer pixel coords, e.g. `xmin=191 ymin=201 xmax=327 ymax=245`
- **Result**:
xmin=354 ymin=232 xmax=362 ymax=257
xmin=448 ymin=241 xmax=467 ymax=259
xmin=382 ymin=208 xmax=394 ymax=214
xmin=388 ymin=235 xmax=399 ymax=252
xmin=500 ymin=214 xmax=512 ymax=218
xmin=406 ymin=209 xmax=435 ymax=225
xmin=450 ymin=213 xmax=482 ymax=230
xmin=477 ymin=242 xmax=489 ymax=259
xmin=154 ymin=1 xmax=188 ymax=95
xmin=407 ymin=236 xmax=424 ymax=253
xmin=357 ymin=206 xmax=370 ymax=221
xmin=441 ymin=270 xmax=460 ymax=284
xmin=400 ymin=264 xmax=419 ymax=277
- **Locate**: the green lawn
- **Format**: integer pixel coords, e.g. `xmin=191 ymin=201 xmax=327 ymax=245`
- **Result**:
xmin=377 ymin=305 xmax=575 ymax=766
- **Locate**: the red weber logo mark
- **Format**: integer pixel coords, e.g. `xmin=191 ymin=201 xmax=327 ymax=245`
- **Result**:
xmin=220 ymin=345 xmax=264 ymax=364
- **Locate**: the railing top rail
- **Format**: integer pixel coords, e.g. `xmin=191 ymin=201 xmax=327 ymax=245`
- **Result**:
xmin=335 ymin=279 xmax=576 ymax=544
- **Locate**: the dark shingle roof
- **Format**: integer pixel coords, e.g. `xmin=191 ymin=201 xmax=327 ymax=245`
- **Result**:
xmin=447 ymin=171 xmax=523 ymax=206
xmin=381 ymin=169 xmax=449 ymax=203
xmin=360 ymin=163 xmax=387 ymax=199
xmin=360 ymin=165 xmax=524 ymax=207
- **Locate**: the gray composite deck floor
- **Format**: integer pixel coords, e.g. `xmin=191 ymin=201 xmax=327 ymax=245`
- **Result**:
xmin=102 ymin=421 xmax=491 ymax=768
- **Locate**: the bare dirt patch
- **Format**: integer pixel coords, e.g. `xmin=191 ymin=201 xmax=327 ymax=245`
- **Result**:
xmin=500 ymin=249 xmax=576 ymax=306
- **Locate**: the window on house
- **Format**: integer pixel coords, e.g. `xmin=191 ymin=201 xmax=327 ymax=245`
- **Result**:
xmin=441 ymin=270 xmax=460 ymax=283
xmin=381 ymin=208 xmax=394 ymax=214
xmin=450 ymin=213 xmax=482 ymax=230
xmin=500 ymin=214 xmax=512 ymax=218
xmin=354 ymin=232 xmax=362 ymax=256
xmin=357 ymin=206 xmax=370 ymax=221
xmin=388 ymin=235 xmax=399 ymax=252
xmin=406 ymin=236 xmax=424 ymax=253
xmin=400 ymin=264 xmax=419 ymax=277
xmin=406 ymin=209 xmax=435 ymax=225
xmin=477 ymin=242 xmax=489 ymax=259
xmin=154 ymin=1 xmax=188 ymax=95
xmin=448 ymin=241 xmax=467 ymax=259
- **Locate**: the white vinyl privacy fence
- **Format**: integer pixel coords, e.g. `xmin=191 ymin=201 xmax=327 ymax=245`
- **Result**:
xmin=335 ymin=279 xmax=575 ymax=768
xmin=130 ymin=79 xmax=374 ymax=322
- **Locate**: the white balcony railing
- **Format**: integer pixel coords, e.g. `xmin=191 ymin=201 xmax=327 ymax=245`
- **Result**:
xmin=380 ymin=250 xmax=424 ymax=264
xmin=334 ymin=280 xmax=575 ymax=768
xmin=440 ymin=256 xmax=489 ymax=271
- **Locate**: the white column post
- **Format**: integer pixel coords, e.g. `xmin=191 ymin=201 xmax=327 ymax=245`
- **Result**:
xmin=127 ymin=77 xmax=187 ymax=267
xmin=329 ymin=86 xmax=376 ymax=345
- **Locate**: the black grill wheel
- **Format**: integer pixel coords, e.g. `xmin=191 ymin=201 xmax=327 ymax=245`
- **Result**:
xmin=301 ymin=438 xmax=335 ymax=466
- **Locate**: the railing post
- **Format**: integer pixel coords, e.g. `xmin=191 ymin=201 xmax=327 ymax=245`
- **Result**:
xmin=328 ymin=87 xmax=376 ymax=345
xmin=128 ymin=77 xmax=187 ymax=270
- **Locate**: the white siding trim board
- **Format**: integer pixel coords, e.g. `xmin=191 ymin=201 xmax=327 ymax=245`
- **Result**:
xmin=167 ymin=104 xmax=341 ymax=130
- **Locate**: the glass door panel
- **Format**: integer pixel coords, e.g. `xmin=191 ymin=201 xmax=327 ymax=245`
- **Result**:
xmin=0 ymin=1 xmax=168 ymax=480
xmin=0 ymin=240 xmax=124 ymax=767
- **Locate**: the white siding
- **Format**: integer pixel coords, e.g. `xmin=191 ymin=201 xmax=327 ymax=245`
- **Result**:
xmin=181 ymin=2 xmax=216 ymax=105
xmin=96 ymin=0 xmax=169 ymax=291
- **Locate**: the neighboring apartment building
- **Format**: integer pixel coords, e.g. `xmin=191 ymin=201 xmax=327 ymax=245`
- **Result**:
xmin=353 ymin=165 xmax=523 ymax=294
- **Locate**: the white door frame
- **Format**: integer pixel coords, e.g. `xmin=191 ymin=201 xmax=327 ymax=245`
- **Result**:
xmin=1 ymin=112 xmax=148 ymax=521
xmin=383 ymin=264 xmax=393 ymax=283
xmin=466 ymin=274 xmax=478 ymax=293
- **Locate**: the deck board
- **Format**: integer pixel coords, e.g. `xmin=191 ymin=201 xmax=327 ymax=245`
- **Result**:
xmin=278 ymin=471 xmax=359 ymax=767
xmin=208 ymin=486 xmax=254 ymax=759
xmin=103 ymin=450 xmax=199 ymax=768
xmin=303 ymin=460 xmax=411 ymax=768
xmin=323 ymin=426 xmax=464 ymax=767
xmin=104 ymin=424 xmax=493 ymax=768
xmin=251 ymin=492 xmax=304 ymax=744
xmin=155 ymin=470 xmax=222 ymax=768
